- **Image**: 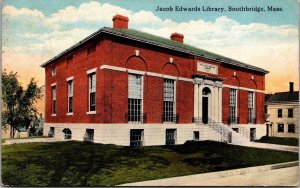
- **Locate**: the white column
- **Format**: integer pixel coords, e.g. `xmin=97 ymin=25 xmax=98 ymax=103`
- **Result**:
xmin=218 ymin=86 xmax=222 ymax=123
xmin=210 ymin=86 xmax=215 ymax=121
xmin=194 ymin=83 xmax=199 ymax=118
xmin=198 ymin=84 xmax=203 ymax=121
xmin=214 ymin=86 xmax=218 ymax=122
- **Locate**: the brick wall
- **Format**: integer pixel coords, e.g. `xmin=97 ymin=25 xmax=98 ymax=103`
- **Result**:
xmin=45 ymin=34 xmax=266 ymax=125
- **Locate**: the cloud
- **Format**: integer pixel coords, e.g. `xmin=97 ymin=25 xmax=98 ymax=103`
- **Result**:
xmin=2 ymin=2 xmax=298 ymax=93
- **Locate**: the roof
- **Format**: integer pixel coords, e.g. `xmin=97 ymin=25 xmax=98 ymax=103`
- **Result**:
xmin=266 ymin=91 xmax=299 ymax=104
xmin=41 ymin=27 xmax=269 ymax=74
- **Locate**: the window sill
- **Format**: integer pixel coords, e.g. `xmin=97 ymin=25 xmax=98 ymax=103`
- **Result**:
xmin=66 ymin=113 xmax=73 ymax=116
xmin=86 ymin=111 xmax=96 ymax=115
xmin=51 ymin=114 xmax=56 ymax=116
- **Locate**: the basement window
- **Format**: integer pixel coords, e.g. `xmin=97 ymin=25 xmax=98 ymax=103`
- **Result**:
xmin=166 ymin=129 xmax=176 ymax=145
xmin=48 ymin=127 xmax=55 ymax=137
xmin=130 ymin=129 xmax=144 ymax=147
xmin=63 ymin=128 xmax=72 ymax=139
xmin=84 ymin=129 xmax=94 ymax=142
xmin=193 ymin=131 xmax=199 ymax=141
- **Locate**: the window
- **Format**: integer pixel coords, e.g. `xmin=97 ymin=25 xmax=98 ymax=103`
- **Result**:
xmin=63 ymin=128 xmax=72 ymax=139
xmin=288 ymin=124 xmax=295 ymax=133
xmin=52 ymin=86 xmax=56 ymax=115
xmin=88 ymin=73 xmax=96 ymax=112
xmin=229 ymin=89 xmax=238 ymax=124
xmin=67 ymin=80 xmax=73 ymax=113
xmin=288 ymin=109 xmax=293 ymax=118
xmin=51 ymin=67 xmax=56 ymax=76
xmin=232 ymin=128 xmax=239 ymax=133
xmin=193 ymin=131 xmax=199 ymax=141
xmin=130 ymin=129 xmax=144 ymax=147
xmin=277 ymin=123 xmax=284 ymax=132
xmin=84 ymin=129 xmax=94 ymax=142
xmin=166 ymin=129 xmax=176 ymax=145
xmin=48 ymin=127 xmax=55 ymax=137
xmin=277 ymin=109 xmax=282 ymax=118
xmin=128 ymin=74 xmax=143 ymax=123
xmin=163 ymin=79 xmax=176 ymax=123
xmin=248 ymin=92 xmax=255 ymax=124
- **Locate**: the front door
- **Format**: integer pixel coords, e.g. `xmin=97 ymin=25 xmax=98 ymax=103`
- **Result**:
xmin=202 ymin=97 xmax=208 ymax=124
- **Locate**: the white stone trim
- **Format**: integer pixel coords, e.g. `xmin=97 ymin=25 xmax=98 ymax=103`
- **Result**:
xmin=66 ymin=76 xmax=74 ymax=81
xmin=146 ymin=72 xmax=162 ymax=77
xmin=66 ymin=113 xmax=73 ymax=116
xmin=100 ymin=65 xmax=126 ymax=72
xmin=178 ymin=77 xmax=193 ymax=82
xmin=86 ymin=68 xmax=97 ymax=74
xmin=51 ymin=83 xmax=56 ymax=87
xmin=51 ymin=114 xmax=56 ymax=116
xmin=127 ymin=69 xmax=146 ymax=75
xmin=223 ymin=84 xmax=265 ymax=93
xmin=163 ymin=75 xmax=177 ymax=80
xmin=86 ymin=111 xmax=96 ymax=114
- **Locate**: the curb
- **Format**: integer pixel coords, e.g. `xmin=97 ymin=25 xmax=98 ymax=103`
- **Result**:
xmin=119 ymin=161 xmax=298 ymax=186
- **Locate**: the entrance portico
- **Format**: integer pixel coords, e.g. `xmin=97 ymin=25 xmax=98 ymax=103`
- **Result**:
xmin=193 ymin=75 xmax=224 ymax=124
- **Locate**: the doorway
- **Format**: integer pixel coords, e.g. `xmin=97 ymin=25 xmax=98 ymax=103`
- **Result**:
xmin=202 ymin=97 xmax=208 ymax=124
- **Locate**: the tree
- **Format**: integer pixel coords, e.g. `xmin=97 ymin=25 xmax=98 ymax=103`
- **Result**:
xmin=2 ymin=70 xmax=42 ymax=138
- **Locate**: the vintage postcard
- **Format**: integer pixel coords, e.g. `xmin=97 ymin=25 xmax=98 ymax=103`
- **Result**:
xmin=1 ymin=0 xmax=298 ymax=186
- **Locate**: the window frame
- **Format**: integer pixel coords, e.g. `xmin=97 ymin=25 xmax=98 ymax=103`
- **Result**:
xmin=288 ymin=124 xmax=295 ymax=133
xmin=51 ymin=84 xmax=57 ymax=115
xmin=193 ymin=131 xmax=199 ymax=141
xmin=166 ymin=129 xmax=177 ymax=145
xmin=277 ymin=109 xmax=282 ymax=118
xmin=88 ymin=72 xmax=96 ymax=113
xmin=288 ymin=109 xmax=293 ymax=118
xmin=229 ymin=89 xmax=238 ymax=124
xmin=51 ymin=67 xmax=56 ymax=76
xmin=67 ymin=78 xmax=74 ymax=114
xmin=277 ymin=123 xmax=284 ymax=132
xmin=248 ymin=91 xmax=255 ymax=124
xmin=130 ymin=129 xmax=144 ymax=147
xmin=163 ymin=79 xmax=176 ymax=123
xmin=128 ymin=74 xmax=143 ymax=123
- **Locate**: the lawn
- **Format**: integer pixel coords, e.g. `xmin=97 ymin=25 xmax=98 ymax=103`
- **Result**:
xmin=2 ymin=141 xmax=298 ymax=186
xmin=255 ymin=136 xmax=299 ymax=146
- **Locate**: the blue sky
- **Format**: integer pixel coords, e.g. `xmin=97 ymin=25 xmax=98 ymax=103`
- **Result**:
xmin=2 ymin=0 xmax=299 ymax=92
xmin=3 ymin=0 xmax=298 ymax=26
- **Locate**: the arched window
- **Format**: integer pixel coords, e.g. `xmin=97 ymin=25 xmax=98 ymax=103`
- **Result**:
xmin=202 ymin=87 xmax=211 ymax=95
xmin=62 ymin=128 xmax=72 ymax=139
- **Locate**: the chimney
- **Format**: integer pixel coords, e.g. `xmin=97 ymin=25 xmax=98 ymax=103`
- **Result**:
xmin=112 ymin=15 xmax=129 ymax=29
xmin=289 ymin=82 xmax=294 ymax=92
xmin=170 ymin=33 xmax=184 ymax=43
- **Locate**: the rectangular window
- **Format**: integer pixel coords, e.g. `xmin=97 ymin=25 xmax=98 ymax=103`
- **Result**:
xmin=288 ymin=124 xmax=295 ymax=133
xmin=48 ymin=127 xmax=55 ymax=137
xmin=288 ymin=109 xmax=293 ymax=118
xmin=130 ymin=129 xmax=144 ymax=147
xmin=163 ymin=79 xmax=176 ymax=123
xmin=128 ymin=74 xmax=143 ymax=123
xmin=278 ymin=109 xmax=282 ymax=118
xmin=229 ymin=89 xmax=237 ymax=124
xmin=52 ymin=86 xmax=56 ymax=115
xmin=278 ymin=123 xmax=284 ymax=132
xmin=248 ymin=92 xmax=255 ymax=124
xmin=88 ymin=73 xmax=96 ymax=112
xmin=67 ymin=80 xmax=73 ymax=113
xmin=232 ymin=128 xmax=239 ymax=133
xmin=166 ymin=129 xmax=176 ymax=145
xmin=51 ymin=67 xmax=56 ymax=76
xmin=84 ymin=129 xmax=94 ymax=142
xmin=193 ymin=131 xmax=199 ymax=141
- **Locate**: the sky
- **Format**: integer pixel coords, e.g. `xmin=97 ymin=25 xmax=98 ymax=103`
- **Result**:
xmin=2 ymin=0 xmax=299 ymax=96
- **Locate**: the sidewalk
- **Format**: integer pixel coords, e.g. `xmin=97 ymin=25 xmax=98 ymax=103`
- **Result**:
xmin=231 ymin=141 xmax=299 ymax=153
xmin=119 ymin=161 xmax=298 ymax=186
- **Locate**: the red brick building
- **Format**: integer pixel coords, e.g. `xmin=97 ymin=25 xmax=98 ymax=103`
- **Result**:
xmin=41 ymin=15 xmax=268 ymax=146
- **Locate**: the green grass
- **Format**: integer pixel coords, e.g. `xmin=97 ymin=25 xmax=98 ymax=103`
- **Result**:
xmin=255 ymin=136 xmax=299 ymax=146
xmin=2 ymin=141 xmax=298 ymax=186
